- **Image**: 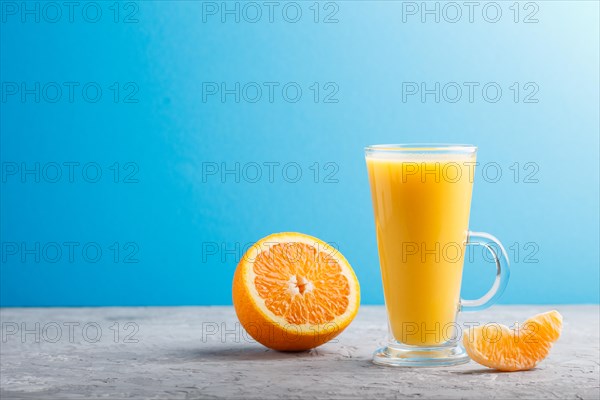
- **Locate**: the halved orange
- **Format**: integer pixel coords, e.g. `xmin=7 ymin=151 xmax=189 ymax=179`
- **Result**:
xmin=463 ymin=310 xmax=563 ymax=371
xmin=232 ymin=232 xmax=360 ymax=351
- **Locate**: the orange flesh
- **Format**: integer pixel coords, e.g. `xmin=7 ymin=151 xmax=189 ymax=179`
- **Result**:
xmin=464 ymin=310 xmax=563 ymax=371
xmin=253 ymin=243 xmax=350 ymax=325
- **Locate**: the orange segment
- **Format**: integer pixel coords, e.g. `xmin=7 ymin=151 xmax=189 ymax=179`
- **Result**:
xmin=463 ymin=310 xmax=563 ymax=371
xmin=232 ymin=233 xmax=360 ymax=351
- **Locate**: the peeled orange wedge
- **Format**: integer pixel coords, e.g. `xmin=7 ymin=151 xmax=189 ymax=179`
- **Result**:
xmin=463 ymin=310 xmax=563 ymax=371
xmin=232 ymin=232 xmax=360 ymax=351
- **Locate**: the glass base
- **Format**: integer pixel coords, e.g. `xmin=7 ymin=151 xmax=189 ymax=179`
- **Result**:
xmin=373 ymin=342 xmax=470 ymax=367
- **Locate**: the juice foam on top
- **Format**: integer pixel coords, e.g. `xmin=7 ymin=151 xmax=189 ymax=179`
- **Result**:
xmin=365 ymin=152 xmax=476 ymax=162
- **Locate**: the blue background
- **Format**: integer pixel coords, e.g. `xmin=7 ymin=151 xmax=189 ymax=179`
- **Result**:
xmin=1 ymin=1 xmax=598 ymax=306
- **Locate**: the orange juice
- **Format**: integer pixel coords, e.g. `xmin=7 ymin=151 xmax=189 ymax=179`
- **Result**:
xmin=366 ymin=152 xmax=476 ymax=346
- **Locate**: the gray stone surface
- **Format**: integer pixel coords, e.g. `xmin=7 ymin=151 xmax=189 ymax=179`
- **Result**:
xmin=1 ymin=305 xmax=599 ymax=399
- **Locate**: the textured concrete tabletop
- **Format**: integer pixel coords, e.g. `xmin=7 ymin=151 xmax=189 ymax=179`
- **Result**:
xmin=1 ymin=305 xmax=599 ymax=399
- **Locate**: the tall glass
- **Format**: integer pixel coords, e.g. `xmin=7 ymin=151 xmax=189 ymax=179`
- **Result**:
xmin=365 ymin=144 xmax=510 ymax=367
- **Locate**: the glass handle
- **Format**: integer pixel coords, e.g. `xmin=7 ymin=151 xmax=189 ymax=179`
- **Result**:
xmin=460 ymin=231 xmax=510 ymax=312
